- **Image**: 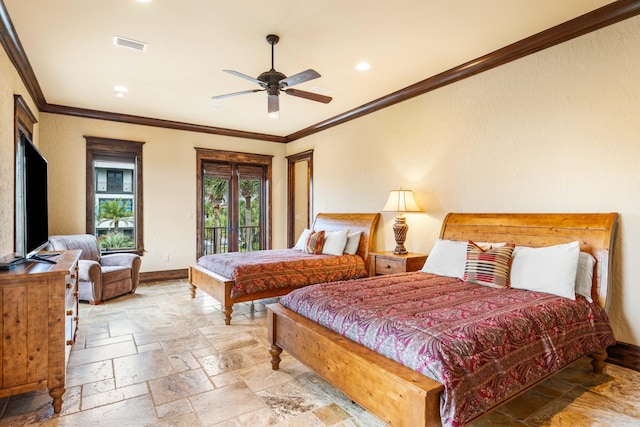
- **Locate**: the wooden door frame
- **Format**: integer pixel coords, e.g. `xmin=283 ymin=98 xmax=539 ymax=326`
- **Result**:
xmin=286 ymin=150 xmax=313 ymax=247
xmin=195 ymin=148 xmax=273 ymax=259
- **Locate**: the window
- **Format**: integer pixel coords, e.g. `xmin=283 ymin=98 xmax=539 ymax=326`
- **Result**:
xmin=85 ymin=137 xmax=144 ymax=254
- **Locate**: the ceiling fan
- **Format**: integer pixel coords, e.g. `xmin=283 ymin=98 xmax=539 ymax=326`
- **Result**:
xmin=211 ymin=34 xmax=332 ymax=115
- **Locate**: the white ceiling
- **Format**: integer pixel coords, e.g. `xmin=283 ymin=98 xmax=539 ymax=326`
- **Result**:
xmin=4 ymin=0 xmax=616 ymax=137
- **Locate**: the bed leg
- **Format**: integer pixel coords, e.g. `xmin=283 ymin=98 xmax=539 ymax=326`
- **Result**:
xmin=189 ymin=284 xmax=196 ymax=298
xmin=269 ymin=344 xmax=282 ymax=370
xmin=590 ymin=348 xmax=608 ymax=374
xmin=223 ymin=306 xmax=233 ymax=325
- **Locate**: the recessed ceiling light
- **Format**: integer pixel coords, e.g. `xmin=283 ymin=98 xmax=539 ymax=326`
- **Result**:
xmin=356 ymin=62 xmax=371 ymax=71
xmin=114 ymin=86 xmax=128 ymax=97
xmin=137 ymin=0 xmax=152 ymax=3
xmin=211 ymin=102 xmax=223 ymax=108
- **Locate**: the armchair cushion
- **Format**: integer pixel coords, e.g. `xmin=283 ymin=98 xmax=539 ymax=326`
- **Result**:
xmin=47 ymin=234 xmax=141 ymax=304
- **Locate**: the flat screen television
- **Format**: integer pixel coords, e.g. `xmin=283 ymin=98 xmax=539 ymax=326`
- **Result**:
xmin=17 ymin=130 xmax=51 ymax=262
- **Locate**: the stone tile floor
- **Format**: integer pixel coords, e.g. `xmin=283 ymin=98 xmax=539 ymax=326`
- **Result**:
xmin=0 ymin=279 xmax=638 ymax=426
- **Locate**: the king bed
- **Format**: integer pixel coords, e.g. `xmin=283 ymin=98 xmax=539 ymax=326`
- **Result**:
xmin=189 ymin=213 xmax=379 ymax=325
xmin=267 ymin=212 xmax=618 ymax=426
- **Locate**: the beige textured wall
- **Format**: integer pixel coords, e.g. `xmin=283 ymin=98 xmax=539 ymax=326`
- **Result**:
xmin=38 ymin=114 xmax=288 ymax=273
xmin=287 ymin=16 xmax=640 ymax=346
xmin=0 ymin=46 xmax=39 ymax=255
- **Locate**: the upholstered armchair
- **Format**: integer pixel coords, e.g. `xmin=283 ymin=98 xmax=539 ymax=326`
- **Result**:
xmin=47 ymin=234 xmax=141 ymax=305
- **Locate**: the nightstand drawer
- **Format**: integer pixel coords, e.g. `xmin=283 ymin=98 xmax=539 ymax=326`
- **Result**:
xmin=375 ymin=257 xmax=406 ymax=275
xmin=369 ymin=252 xmax=428 ymax=276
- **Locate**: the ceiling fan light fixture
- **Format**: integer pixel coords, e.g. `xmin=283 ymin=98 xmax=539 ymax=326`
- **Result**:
xmin=268 ymin=111 xmax=279 ymax=119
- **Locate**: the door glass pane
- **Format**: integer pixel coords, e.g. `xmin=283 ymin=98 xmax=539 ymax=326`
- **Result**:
xmin=203 ymin=176 xmax=230 ymax=254
xmin=238 ymin=166 xmax=263 ymax=252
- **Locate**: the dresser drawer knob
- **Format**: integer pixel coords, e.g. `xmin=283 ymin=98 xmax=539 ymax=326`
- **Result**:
xmin=74 ymin=316 xmax=79 ymax=321
xmin=70 ymin=274 xmax=76 ymax=279
xmin=66 ymin=310 xmax=73 ymax=316
xmin=66 ymin=340 xmax=74 ymax=346
xmin=66 ymin=283 xmax=72 ymax=289
xmin=73 ymin=291 xmax=79 ymax=297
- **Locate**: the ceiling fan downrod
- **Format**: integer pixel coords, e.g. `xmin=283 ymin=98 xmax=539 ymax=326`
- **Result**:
xmin=266 ymin=34 xmax=279 ymax=71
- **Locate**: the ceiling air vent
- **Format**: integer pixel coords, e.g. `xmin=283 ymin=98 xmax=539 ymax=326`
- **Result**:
xmin=113 ymin=36 xmax=148 ymax=52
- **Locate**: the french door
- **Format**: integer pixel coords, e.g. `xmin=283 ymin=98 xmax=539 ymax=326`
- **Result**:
xmin=196 ymin=149 xmax=272 ymax=258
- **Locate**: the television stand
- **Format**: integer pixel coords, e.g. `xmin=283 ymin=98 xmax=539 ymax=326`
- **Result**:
xmin=0 ymin=250 xmax=81 ymax=413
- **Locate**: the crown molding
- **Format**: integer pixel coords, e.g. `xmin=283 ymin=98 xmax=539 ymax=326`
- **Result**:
xmin=2 ymin=0 xmax=640 ymax=143
xmin=42 ymin=103 xmax=288 ymax=143
xmin=287 ymin=0 xmax=640 ymax=141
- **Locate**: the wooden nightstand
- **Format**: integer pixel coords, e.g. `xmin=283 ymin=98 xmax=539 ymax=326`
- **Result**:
xmin=369 ymin=251 xmax=428 ymax=276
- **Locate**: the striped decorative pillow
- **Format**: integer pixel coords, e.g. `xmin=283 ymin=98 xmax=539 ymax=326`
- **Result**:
xmin=463 ymin=241 xmax=515 ymax=288
xmin=304 ymin=230 xmax=325 ymax=254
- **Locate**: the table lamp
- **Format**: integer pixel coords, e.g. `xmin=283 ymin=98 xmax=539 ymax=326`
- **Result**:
xmin=382 ymin=189 xmax=422 ymax=254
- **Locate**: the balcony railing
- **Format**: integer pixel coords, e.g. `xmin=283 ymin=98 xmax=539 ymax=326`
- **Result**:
xmin=203 ymin=226 xmax=261 ymax=255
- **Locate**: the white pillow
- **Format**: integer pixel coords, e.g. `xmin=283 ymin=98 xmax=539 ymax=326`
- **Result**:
xmin=421 ymin=239 xmax=468 ymax=279
xmin=343 ymin=231 xmax=362 ymax=255
xmin=321 ymin=229 xmax=350 ymax=256
xmin=510 ymin=241 xmax=580 ymax=300
xmin=293 ymin=228 xmax=312 ymax=251
xmin=575 ymin=252 xmax=595 ymax=302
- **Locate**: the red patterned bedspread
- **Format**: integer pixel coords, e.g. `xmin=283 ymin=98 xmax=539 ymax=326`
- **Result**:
xmin=279 ymin=271 xmax=616 ymax=426
xmin=197 ymin=249 xmax=367 ymax=299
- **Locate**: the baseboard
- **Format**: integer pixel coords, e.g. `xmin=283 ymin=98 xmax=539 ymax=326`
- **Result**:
xmin=607 ymin=342 xmax=640 ymax=372
xmin=140 ymin=268 xmax=188 ymax=283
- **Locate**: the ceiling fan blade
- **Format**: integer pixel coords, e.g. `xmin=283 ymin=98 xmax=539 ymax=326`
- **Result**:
xmin=268 ymin=94 xmax=279 ymax=113
xmin=283 ymin=88 xmax=332 ymax=104
xmin=223 ymin=70 xmax=266 ymax=87
xmin=279 ymin=69 xmax=321 ymax=88
xmin=211 ymin=89 xmax=264 ymax=100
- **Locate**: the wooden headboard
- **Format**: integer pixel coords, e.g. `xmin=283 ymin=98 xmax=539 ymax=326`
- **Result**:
xmin=312 ymin=213 xmax=380 ymax=270
xmin=440 ymin=213 xmax=618 ymax=311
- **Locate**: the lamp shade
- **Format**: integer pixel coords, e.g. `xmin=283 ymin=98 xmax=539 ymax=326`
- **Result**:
xmin=382 ymin=190 xmax=422 ymax=213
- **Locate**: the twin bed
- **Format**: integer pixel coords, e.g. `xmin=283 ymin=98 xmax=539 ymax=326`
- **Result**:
xmin=267 ymin=212 xmax=618 ymax=426
xmin=188 ymin=213 xmax=380 ymax=325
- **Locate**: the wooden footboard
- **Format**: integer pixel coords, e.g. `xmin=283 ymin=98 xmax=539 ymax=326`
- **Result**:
xmin=189 ymin=212 xmax=380 ymax=325
xmin=188 ymin=264 xmax=235 ymax=324
xmin=189 ymin=264 xmax=306 ymax=325
xmin=267 ymin=302 xmax=444 ymax=427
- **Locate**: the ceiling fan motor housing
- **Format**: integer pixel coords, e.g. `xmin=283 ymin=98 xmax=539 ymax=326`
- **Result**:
xmin=258 ymin=70 xmax=287 ymax=94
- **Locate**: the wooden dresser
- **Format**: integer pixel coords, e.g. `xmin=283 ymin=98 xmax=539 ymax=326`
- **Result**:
xmin=0 ymin=250 xmax=80 ymax=413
